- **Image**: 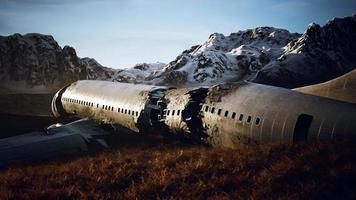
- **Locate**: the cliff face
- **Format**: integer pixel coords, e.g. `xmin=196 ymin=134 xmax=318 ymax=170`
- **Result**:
xmin=253 ymin=14 xmax=356 ymax=88
xmin=149 ymin=27 xmax=301 ymax=86
xmin=0 ymin=33 xmax=166 ymax=93
xmin=149 ymin=14 xmax=356 ymax=88
xmin=0 ymin=33 xmax=90 ymax=93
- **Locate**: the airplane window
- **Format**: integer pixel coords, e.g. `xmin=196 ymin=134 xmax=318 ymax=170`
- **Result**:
xmin=247 ymin=116 xmax=252 ymax=123
xmin=132 ymin=111 xmax=135 ymax=116
xmin=112 ymin=107 xmax=114 ymax=111
xmin=211 ymin=107 xmax=215 ymax=114
xmin=177 ymin=110 xmax=180 ymax=116
xmin=167 ymin=110 xmax=170 ymax=116
xmin=224 ymin=111 xmax=229 ymax=117
xmin=217 ymin=109 xmax=222 ymax=115
xmin=121 ymin=108 xmax=124 ymax=113
xmin=128 ymin=110 xmax=131 ymax=115
xmin=239 ymin=114 xmax=244 ymax=121
xmin=136 ymin=111 xmax=138 ymax=116
xmin=232 ymin=112 xmax=236 ymax=119
xmin=205 ymin=105 xmax=209 ymax=112
xmin=172 ymin=110 xmax=175 ymax=116
xmin=199 ymin=104 xmax=203 ymax=110
xmin=97 ymin=104 xmax=99 ymax=108
xmin=255 ymin=117 xmax=261 ymax=125
xmin=125 ymin=109 xmax=127 ymax=114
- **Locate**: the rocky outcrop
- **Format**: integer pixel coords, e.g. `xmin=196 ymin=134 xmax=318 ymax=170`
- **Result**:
xmin=253 ymin=14 xmax=356 ymax=88
xmin=150 ymin=27 xmax=300 ymax=86
xmin=0 ymin=33 xmax=113 ymax=93
xmin=150 ymin=14 xmax=356 ymax=88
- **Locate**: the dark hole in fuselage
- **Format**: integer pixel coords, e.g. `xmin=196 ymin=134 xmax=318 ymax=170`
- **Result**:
xmin=293 ymin=114 xmax=313 ymax=142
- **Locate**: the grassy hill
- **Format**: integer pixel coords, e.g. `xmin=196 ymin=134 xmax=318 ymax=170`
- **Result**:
xmin=294 ymin=69 xmax=356 ymax=104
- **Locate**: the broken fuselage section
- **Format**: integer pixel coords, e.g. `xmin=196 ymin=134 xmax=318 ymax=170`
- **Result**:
xmin=52 ymin=80 xmax=356 ymax=148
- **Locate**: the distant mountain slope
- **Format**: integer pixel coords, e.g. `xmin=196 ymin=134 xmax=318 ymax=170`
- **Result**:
xmin=150 ymin=14 xmax=356 ymax=88
xmin=0 ymin=33 xmax=115 ymax=93
xmin=0 ymin=33 xmax=165 ymax=93
xmin=1 ymin=14 xmax=355 ymax=93
xmin=150 ymin=27 xmax=300 ymax=86
xmin=294 ymin=69 xmax=356 ymax=104
xmin=254 ymin=14 xmax=356 ymax=88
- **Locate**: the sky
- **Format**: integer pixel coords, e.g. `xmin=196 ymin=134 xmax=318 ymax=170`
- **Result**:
xmin=0 ymin=0 xmax=355 ymax=69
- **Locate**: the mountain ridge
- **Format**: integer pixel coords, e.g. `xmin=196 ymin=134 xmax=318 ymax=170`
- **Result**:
xmin=1 ymin=14 xmax=355 ymax=93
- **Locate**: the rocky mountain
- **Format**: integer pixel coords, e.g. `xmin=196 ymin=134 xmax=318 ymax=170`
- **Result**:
xmin=112 ymin=62 xmax=166 ymax=83
xmin=0 ymin=32 xmax=167 ymax=93
xmin=0 ymin=33 xmax=116 ymax=93
xmin=254 ymin=14 xmax=356 ymax=88
xmin=150 ymin=27 xmax=300 ymax=86
xmin=149 ymin=14 xmax=356 ymax=88
xmin=1 ymin=14 xmax=355 ymax=93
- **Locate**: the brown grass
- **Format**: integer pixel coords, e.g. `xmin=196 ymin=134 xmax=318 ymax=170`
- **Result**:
xmin=0 ymin=137 xmax=355 ymax=200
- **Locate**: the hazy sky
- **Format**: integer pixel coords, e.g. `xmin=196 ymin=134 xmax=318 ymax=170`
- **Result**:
xmin=0 ymin=0 xmax=355 ymax=68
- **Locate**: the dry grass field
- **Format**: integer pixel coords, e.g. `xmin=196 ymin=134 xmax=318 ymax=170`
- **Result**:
xmin=0 ymin=132 xmax=355 ymax=200
xmin=0 ymin=92 xmax=355 ymax=200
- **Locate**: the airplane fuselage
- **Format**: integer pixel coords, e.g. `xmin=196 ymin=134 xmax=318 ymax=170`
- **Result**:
xmin=52 ymin=80 xmax=356 ymax=147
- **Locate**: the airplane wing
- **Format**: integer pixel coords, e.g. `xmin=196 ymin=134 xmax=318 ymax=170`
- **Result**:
xmin=0 ymin=118 xmax=111 ymax=167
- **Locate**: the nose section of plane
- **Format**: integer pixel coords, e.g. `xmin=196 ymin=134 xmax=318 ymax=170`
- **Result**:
xmin=51 ymin=86 xmax=69 ymax=118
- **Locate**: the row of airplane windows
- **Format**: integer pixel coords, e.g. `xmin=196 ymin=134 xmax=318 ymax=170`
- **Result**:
xmin=163 ymin=104 xmax=262 ymax=126
xmin=62 ymin=97 xmax=139 ymax=117
xmin=203 ymin=105 xmax=262 ymax=126
xmin=62 ymin=97 xmax=261 ymax=126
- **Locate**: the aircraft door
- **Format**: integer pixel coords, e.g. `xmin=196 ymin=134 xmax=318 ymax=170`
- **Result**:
xmin=293 ymin=114 xmax=313 ymax=142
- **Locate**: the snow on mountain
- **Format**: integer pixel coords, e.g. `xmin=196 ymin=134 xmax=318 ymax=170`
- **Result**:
xmin=254 ymin=14 xmax=356 ymax=88
xmin=112 ymin=62 xmax=166 ymax=83
xmin=151 ymin=14 xmax=356 ymax=88
xmin=1 ymin=14 xmax=355 ymax=93
xmin=150 ymin=27 xmax=300 ymax=86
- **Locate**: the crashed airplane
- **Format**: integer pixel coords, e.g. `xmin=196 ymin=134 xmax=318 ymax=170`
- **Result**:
xmin=53 ymin=80 xmax=356 ymax=145
xmin=1 ymin=80 xmax=356 ymax=165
